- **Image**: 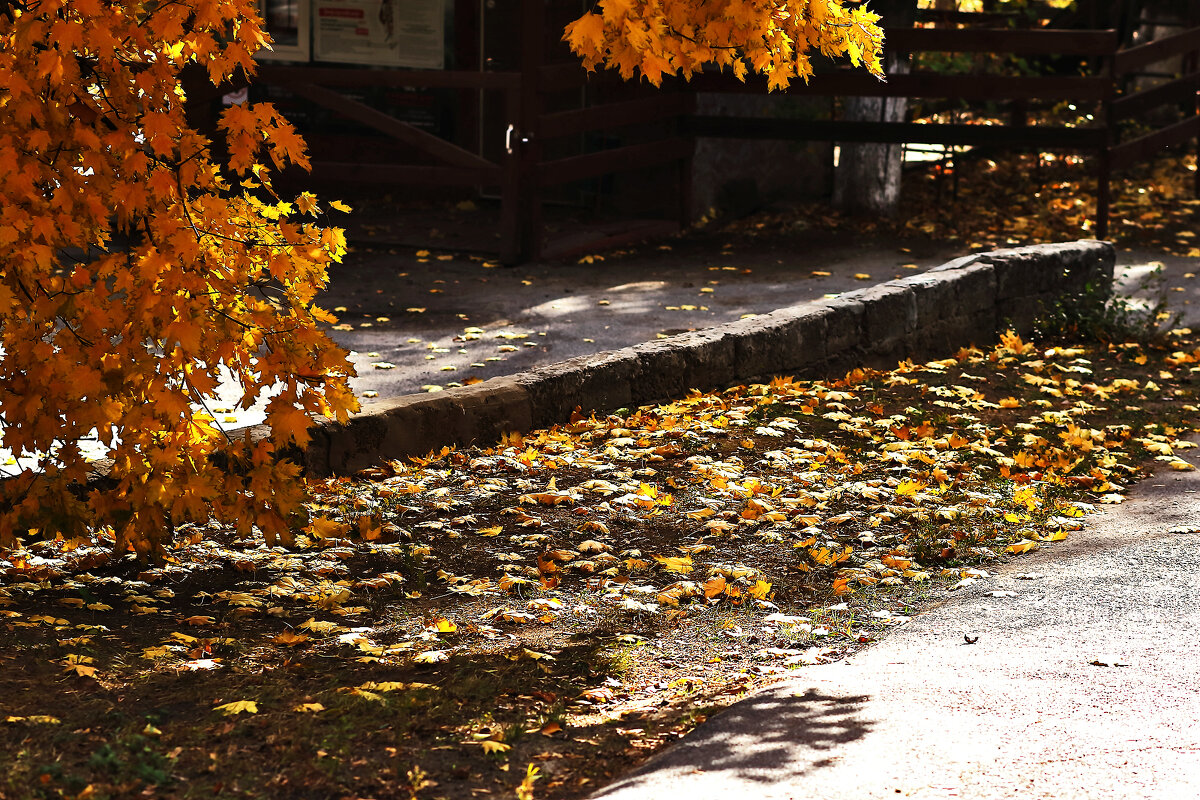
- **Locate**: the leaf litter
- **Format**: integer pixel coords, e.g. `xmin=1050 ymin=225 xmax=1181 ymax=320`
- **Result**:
xmin=4 ymin=328 xmax=1200 ymax=799
xmin=735 ymin=149 xmax=1200 ymax=257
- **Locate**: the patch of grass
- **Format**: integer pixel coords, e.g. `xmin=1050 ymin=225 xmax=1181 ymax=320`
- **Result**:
xmin=85 ymin=732 xmax=171 ymax=788
xmin=1034 ymin=267 xmax=1181 ymax=346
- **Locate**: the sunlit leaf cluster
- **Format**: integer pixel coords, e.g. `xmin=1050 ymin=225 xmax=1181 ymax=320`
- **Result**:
xmin=903 ymin=151 xmax=1200 ymax=252
xmin=0 ymin=0 xmax=357 ymax=551
xmin=563 ymin=0 xmax=884 ymax=89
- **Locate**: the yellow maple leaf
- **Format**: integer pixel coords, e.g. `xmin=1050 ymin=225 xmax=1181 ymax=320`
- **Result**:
xmin=498 ymin=574 xmax=534 ymax=592
xmin=298 ymin=618 xmax=342 ymax=634
xmin=214 ymin=700 xmax=258 ymax=715
xmin=293 ymin=703 xmax=326 ymax=713
xmin=517 ymin=764 xmax=541 ymax=800
xmin=142 ymin=645 xmax=174 ymax=660
xmin=357 ymin=681 xmax=408 ymax=693
xmin=654 ymin=554 xmax=694 ymax=574
xmin=747 ymin=579 xmax=773 ymax=600
xmin=306 ymin=516 xmax=346 ymax=541
xmin=274 ymin=631 xmax=310 ymax=646
xmin=269 ymin=404 xmax=314 ymax=447
xmin=63 ymin=662 xmax=98 ymax=679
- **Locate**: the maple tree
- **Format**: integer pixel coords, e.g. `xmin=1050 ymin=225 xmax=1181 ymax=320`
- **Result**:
xmin=563 ymin=0 xmax=885 ymax=89
xmin=0 ymin=0 xmax=357 ymax=552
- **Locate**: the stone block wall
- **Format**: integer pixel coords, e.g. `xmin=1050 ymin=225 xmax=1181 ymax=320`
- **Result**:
xmin=300 ymin=240 xmax=1116 ymax=474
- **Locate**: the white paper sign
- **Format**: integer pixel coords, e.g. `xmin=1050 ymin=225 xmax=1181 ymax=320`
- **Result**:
xmin=314 ymin=0 xmax=444 ymax=68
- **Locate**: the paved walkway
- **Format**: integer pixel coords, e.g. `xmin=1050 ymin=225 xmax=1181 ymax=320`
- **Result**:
xmin=322 ymin=235 xmax=958 ymax=402
xmin=197 ymin=233 xmax=964 ymax=429
xmin=118 ymin=244 xmax=1200 ymax=443
xmin=322 ymin=244 xmax=1200 ymax=404
xmin=592 ymin=447 xmax=1200 ymax=799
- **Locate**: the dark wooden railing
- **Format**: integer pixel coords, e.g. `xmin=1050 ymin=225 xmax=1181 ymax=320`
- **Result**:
xmin=687 ymin=24 xmax=1200 ymax=240
xmin=190 ymin=15 xmax=1200 ymax=261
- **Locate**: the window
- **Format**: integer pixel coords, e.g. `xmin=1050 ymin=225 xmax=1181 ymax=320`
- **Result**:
xmin=257 ymin=0 xmax=312 ymax=62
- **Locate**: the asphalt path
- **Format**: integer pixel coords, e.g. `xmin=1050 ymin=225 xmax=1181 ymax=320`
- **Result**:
xmin=195 ymin=235 xmax=965 ymax=430
xmin=322 ymin=237 xmax=960 ymax=402
xmin=326 ymin=246 xmax=1200 ymax=405
xmin=592 ymin=446 xmax=1200 ymax=800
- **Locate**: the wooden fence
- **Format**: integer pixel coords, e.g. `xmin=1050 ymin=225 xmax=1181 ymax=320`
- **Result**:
xmin=689 ymin=24 xmax=1200 ymax=240
xmin=194 ymin=15 xmax=1200 ymax=262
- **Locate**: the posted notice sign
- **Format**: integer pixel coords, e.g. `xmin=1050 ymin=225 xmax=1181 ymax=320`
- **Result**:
xmin=314 ymin=0 xmax=444 ymax=68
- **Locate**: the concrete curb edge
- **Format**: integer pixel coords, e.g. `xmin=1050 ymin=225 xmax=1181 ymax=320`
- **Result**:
xmin=298 ymin=240 xmax=1115 ymax=475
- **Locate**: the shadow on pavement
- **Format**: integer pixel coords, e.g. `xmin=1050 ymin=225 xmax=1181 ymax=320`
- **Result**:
xmin=593 ymin=684 xmax=873 ymax=796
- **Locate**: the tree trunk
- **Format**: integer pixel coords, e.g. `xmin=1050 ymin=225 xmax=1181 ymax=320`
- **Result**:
xmin=832 ymin=0 xmax=917 ymax=218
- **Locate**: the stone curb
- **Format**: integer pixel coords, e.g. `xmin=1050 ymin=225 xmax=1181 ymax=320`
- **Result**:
xmin=296 ymin=240 xmax=1114 ymax=475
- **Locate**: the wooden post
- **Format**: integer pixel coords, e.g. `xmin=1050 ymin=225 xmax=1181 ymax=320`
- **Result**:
xmin=454 ymin=0 xmax=482 ymax=156
xmin=499 ymin=83 xmax=523 ymax=265
xmin=1096 ymin=149 xmax=1112 ymax=241
xmin=677 ymin=88 xmax=696 ymax=230
xmin=1096 ymin=37 xmax=1117 ymax=241
xmin=1189 ymin=46 xmax=1200 ymax=200
xmin=516 ymin=0 xmax=544 ymax=262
